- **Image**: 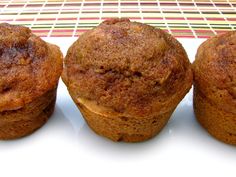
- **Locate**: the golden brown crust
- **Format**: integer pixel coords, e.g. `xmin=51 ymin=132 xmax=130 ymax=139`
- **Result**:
xmin=63 ymin=18 xmax=192 ymax=117
xmin=193 ymin=31 xmax=236 ymax=113
xmin=77 ymin=99 xmax=174 ymax=142
xmin=193 ymin=31 xmax=236 ymax=145
xmin=0 ymin=23 xmax=63 ymax=112
xmin=194 ymin=88 xmax=236 ymax=145
xmin=0 ymin=88 xmax=57 ymax=140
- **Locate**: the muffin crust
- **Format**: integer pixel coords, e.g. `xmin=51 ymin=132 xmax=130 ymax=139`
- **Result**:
xmin=0 ymin=23 xmax=63 ymax=139
xmin=0 ymin=88 xmax=56 ymax=139
xmin=63 ymin=18 xmax=192 ymax=142
xmin=63 ymin=18 xmax=192 ymax=118
xmin=193 ymin=31 xmax=236 ymax=144
xmin=0 ymin=23 xmax=62 ymax=112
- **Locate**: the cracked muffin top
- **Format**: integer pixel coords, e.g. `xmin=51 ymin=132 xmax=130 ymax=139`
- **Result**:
xmin=63 ymin=18 xmax=192 ymax=117
xmin=193 ymin=31 xmax=236 ymax=113
xmin=0 ymin=23 xmax=63 ymax=112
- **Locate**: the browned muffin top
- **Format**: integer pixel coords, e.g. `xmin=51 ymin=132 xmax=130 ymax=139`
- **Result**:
xmin=0 ymin=23 xmax=63 ymax=111
xmin=193 ymin=31 xmax=236 ymax=113
xmin=63 ymin=18 xmax=192 ymax=117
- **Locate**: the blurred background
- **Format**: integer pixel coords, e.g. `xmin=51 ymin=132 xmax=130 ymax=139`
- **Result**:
xmin=0 ymin=0 xmax=235 ymax=38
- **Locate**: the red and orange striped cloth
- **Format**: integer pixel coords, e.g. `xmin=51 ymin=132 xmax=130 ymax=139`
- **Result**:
xmin=0 ymin=0 xmax=235 ymax=38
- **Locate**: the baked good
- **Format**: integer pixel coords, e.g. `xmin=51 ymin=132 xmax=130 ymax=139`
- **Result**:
xmin=0 ymin=23 xmax=63 ymax=139
xmin=62 ymin=18 xmax=192 ymax=142
xmin=193 ymin=31 xmax=236 ymax=145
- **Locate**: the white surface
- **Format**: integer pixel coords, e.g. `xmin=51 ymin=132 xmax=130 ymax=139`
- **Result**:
xmin=0 ymin=38 xmax=235 ymax=177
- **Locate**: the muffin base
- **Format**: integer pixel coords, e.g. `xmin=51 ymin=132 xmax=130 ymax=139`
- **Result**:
xmin=0 ymin=88 xmax=57 ymax=140
xmin=194 ymin=88 xmax=236 ymax=145
xmin=77 ymin=100 xmax=174 ymax=142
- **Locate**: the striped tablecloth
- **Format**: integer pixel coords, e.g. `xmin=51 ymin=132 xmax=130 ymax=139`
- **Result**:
xmin=0 ymin=0 xmax=235 ymax=38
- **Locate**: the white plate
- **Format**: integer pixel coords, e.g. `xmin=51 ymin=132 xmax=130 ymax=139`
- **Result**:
xmin=0 ymin=38 xmax=235 ymax=177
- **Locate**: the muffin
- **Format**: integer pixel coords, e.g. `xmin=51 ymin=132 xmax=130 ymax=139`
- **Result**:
xmin=0 ymin=23 xmax=63 ymax=139
xmin=193 ymin=31 xmax=236 ymax=145
xmin=62 ymin=18 xmax=192 ymax=142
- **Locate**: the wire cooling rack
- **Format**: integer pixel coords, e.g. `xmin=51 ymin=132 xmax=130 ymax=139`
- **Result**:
xmin=0 ymin=0 xmax=235 ymax=38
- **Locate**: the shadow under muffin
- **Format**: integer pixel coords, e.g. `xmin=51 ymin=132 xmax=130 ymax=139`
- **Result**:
xmin=62 ymin=18 xmax=193 ymax=142
xmin=0 ymin=23 xmax=63 ymax=139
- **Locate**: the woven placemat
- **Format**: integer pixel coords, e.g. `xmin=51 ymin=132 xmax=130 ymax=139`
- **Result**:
xmin=0 ymin=0 xmax=235 ymax=38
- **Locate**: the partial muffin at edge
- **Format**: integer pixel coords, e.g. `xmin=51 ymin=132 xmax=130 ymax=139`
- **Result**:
xmin=0 ymin=23 xmax=63 ymax=139
xmin=63 ymin=18 xmax=193 ymax=142
xmin=193 ymin=31 xmax=236 ymax=145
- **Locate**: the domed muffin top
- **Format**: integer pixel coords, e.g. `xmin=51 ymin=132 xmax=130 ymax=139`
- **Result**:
xmin=0 ymin=23 xmax=62 ymax=111
xmin=63 ymin=18 xmax=192 ymax=117
xmin=194 ymin=31 xmax=236 ymax=113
